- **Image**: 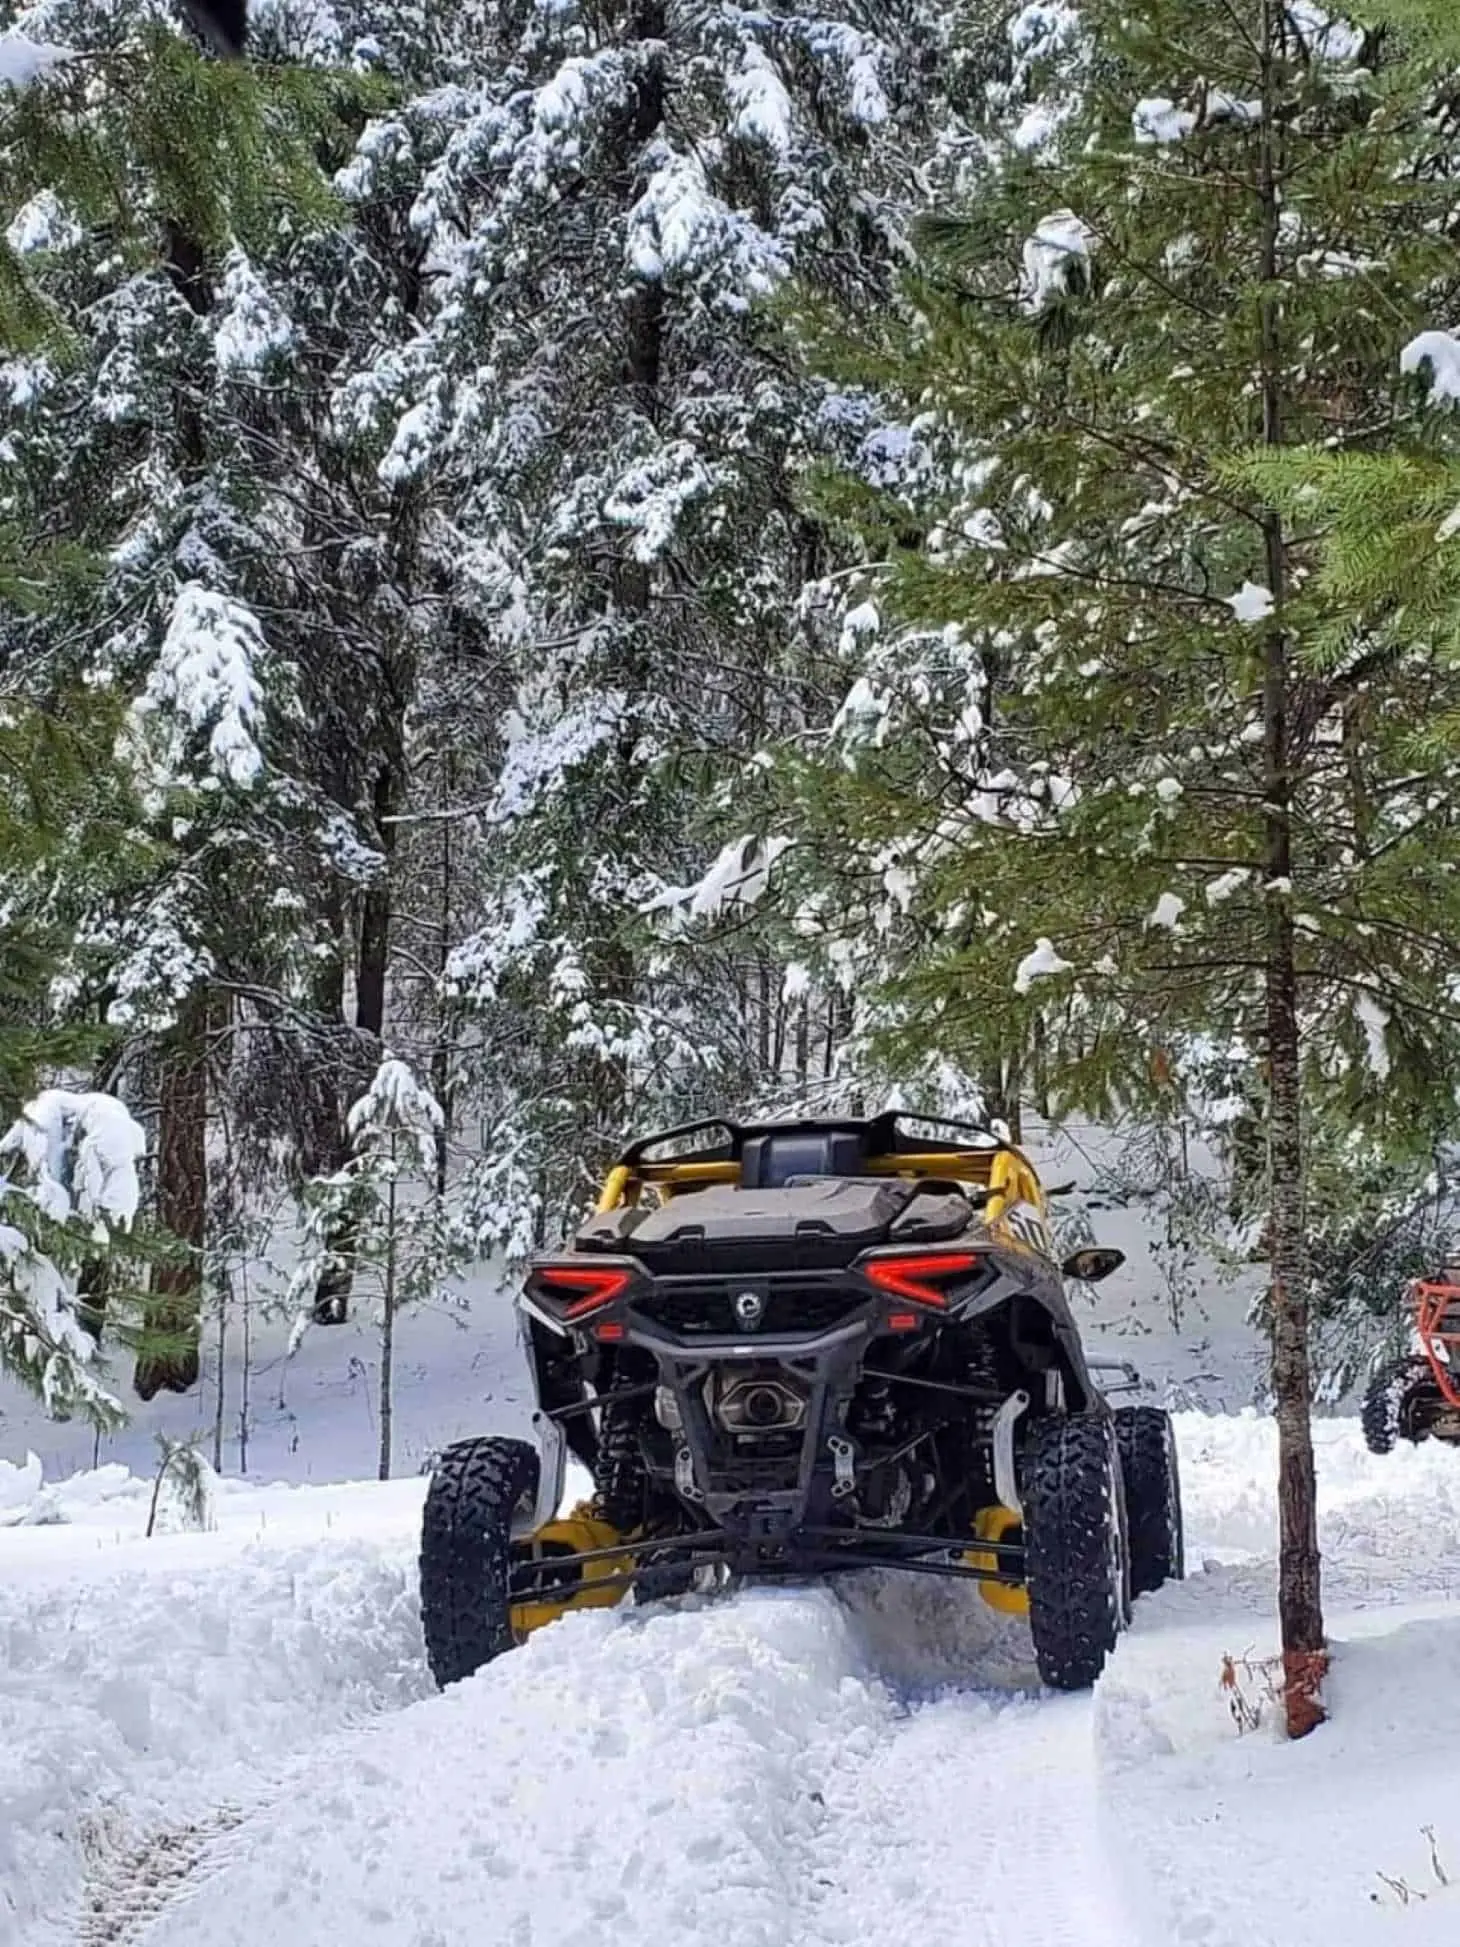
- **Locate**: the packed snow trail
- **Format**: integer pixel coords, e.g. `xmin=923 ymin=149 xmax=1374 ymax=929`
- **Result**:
xmin=126 ymin=1586 xmax=1130 ymax=1947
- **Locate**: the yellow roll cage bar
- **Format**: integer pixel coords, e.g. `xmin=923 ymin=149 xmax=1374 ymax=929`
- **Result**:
xmin=595 ymin=1143 xmax=1048 ymax=1230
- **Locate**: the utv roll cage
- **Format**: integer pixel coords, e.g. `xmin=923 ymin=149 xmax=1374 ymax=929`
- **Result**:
xmin=595 ymin=1110 xmax=1049 ymax=1224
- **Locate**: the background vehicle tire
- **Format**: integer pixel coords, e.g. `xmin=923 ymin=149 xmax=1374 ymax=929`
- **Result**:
xmin=1361 ymin=1357 xmax=1435 ymax=1454
xmin=1023 ymin=1414 xmax=1128 ymax=1691
xmin=420 ymin=1435 xmax=538 ymax=1689
xmin=1114 ymin=1405 xmax=1184 ymax=1596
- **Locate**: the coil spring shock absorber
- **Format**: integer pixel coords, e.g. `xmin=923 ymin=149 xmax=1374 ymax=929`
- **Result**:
xmin=962 ymin=1328 xmax=1002 ymax=1499
xmin=853 ymin=1374 xmax=897 ymax=1442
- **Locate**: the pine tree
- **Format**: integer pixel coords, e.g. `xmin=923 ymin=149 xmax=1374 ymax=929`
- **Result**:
xmin=287 ymin=1054 xmax=448 ymax=1478
xmin=350 ymin=0 xmax=970 ymax=1232
xmin=0 ymin=5 xmax=383 ymax=1372
xmin=783 ymin=0 xmax=1460 ymax=1734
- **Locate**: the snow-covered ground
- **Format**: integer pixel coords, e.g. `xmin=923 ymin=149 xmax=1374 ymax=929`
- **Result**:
xmin=4 ymin=1413 xmax=1460 ymax=1947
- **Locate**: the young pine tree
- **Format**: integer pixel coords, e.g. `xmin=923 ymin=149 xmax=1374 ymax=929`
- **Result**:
xmin=288 ymin=1056 xmax=447 ymax=1479
xmin=791 ymin=0 xmax=1460 ymax=1733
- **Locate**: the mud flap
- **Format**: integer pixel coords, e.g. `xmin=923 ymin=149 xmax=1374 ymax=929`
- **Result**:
xmin=966 ymin=1504 xmax=1029 ymax=1617
xmin=509 ymin=1504 xmax=633 ymax=1638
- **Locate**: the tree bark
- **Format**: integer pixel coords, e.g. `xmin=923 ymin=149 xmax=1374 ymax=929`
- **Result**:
xmin=432 ymin=757 xmax=455 ymax=1201
xmin=1258 ymin=0 xmax=1326 ymax=1736
xmin=573 ymin=5 xmax=668 ymax=1191
xmin=378 ymin=1151 xmax=397 ymax=1481
xmin=312 ymin=765 xmax=399 ymax=1324
xmin=136 ymin=995 xmax=208 ymax=1399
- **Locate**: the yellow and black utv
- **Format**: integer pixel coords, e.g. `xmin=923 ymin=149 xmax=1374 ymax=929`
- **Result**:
xmin=420 ymin=1112 xmax=1182 ymax=1691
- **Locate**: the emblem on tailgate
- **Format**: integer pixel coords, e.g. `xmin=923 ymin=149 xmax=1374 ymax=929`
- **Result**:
xmin=734 ymin=1290 xmax=765 ymax=1330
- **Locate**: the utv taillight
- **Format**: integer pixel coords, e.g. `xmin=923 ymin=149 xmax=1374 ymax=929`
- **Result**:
xmin=534 ymin=1264 xmax=633 ymax=1321
xmin=864 ymin=1251 xmax=981 ymax=1308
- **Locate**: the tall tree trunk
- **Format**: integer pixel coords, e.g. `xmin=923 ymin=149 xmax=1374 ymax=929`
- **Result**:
xmin=136 ymin=995 xmax=208 ymax=1399
xmin=573 ymin=4 xmax=668 ymax=1191
xmin=378 ymin=1148 xmax=397 ymax=1481
xmin=1258 ymin=0 xmax=1326 ymax=1736
xmin=312 ymin=767 xmax=400 ymax=1324
xmin=432 ymin=757 xmax=455 ymax=1202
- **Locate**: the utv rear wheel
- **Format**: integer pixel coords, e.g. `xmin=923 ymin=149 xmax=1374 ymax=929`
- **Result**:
xmin=420 ymin=1435 xmax=538 ymax=1689
xmin=1114 ymin=1406 xmax=1184 ymax=1596
xmin=1023 ymin=1415 xmax=1128 ymax=1691
xmin=1361 ymin=1358 xmax=1435 ymax=1454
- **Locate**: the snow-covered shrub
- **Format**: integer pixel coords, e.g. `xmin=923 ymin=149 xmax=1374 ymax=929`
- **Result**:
xmin=0 ymin=1089 xmax=147 ymax=1425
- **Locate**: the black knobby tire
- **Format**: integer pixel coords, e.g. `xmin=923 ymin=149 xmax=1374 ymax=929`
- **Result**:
xmin=1023 ymin=1413 xmax=1128 ymax=1692
xmin=594 ymin=1399 xmax=650 ymax=1534
xmin=1114 ymin=1406 xmax=1184 ymax=1597
xmin=1361 ymin=1357 xmax=1434 ymax=1455
xmin=420 ymin=1435 xmax=538 ymax=1689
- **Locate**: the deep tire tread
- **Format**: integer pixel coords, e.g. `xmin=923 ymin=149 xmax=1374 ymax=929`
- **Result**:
xmin=419 ymin=1435 xmax=538 ymax=1689
xmin=1114 ymin=1406 xmax=1184 ymax=1596
xmin=1361 ymin=1357 xmax=1434 ymax=1454
xmin=1023 ymin=1413 xmax=1126 ymax=1692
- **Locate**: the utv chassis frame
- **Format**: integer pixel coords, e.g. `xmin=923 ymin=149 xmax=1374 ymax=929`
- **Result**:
xmin=507 ymin=1112 xmax=1134 ymax=1614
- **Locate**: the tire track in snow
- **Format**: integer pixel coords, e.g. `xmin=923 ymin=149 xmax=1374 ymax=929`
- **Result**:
xmin=0 ymin=1531 xmax=427 ymax=1947
xmin=77 ymin=1807 xmax=244 ymax=1947
xmin=122 ymin=1585 xmax=1132 ymax=1947
xmin=803 ymin=1691 xmax=1127 ymax=1947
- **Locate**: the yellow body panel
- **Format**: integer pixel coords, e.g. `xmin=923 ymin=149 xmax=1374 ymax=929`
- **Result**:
xmin=509 ymin=1505 xmax=633 ymax=1638
xmin=967 ymin=1504 xmax=1029 ymax=1616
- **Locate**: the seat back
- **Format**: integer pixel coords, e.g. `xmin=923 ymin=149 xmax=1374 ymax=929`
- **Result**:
xmin=740 ymin=1128 xmax=866 ymax=1188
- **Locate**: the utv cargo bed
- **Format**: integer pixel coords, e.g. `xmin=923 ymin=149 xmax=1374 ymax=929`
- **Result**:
xmin=575 ymin=1177 xmax=975 ymax=1273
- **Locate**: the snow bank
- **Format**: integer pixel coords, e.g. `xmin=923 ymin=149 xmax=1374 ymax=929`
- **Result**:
xmin=1175 ymin=1408 xmax=1460 ymax=1602
xmin=0 ymin=1487 xmax=428 ymax=1947
xmin=1099 ymin=1608 xmax=1460 ymax=1946
xmin=3 ymin=1410 xmax=1460 ymax=1946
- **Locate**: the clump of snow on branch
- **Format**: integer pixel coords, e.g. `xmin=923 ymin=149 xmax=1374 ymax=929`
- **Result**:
xmin=1402 ymin=332 xmax=1460 ymax=406
xmin=2 ymin=1091 xmax=145 ymax=1231
xmin=1353 ymin=992 xmax=1392 ymax=1081
xmin=1022 ymin=211 xmax=1093 ymax=312
xmin=1132 ymin=99 xmax=1196 ymax=144
xmin=138 ymin=584 xmax=269 ymax=788
xmin=1014 ymin=938 xmax=1073 ymax=994
xmin=6 ymin=188 xmax=81 ymax=256
xmin=0 ymin=35 xmax=71 ymax=89
xmin=444 ymin=875 xmax=549 ymax=1002
xmin=1206 ymin=867 xmax=1251 ymax=906
xmin=1133 ymin=92 xmax=1262 ymax=143
xmin=1288 ymin=1 xmax=1363 ymax=61
xmin=489 ymin=689 xmax=622 ymax=824
xmin=1148 ymin=892 xmax=1186 ymax=931
xmin=213 ymin=252 xmax=296 ymax=376
xmin=626 ymin=142 xmax=785 ymax=303
xmin=347 ymin=1057 xmax=444 ymax=1174
xmin=0 ymin=1091 xmax=144 ymax=1425
xmin=1226 ymin=581 xmax=1275 ymax=624
xmin=646 ymin=836 xmax=792 ymax=924
xmin=727 ymin=44 xmax=795 ymax=155
xmin=1003 ymin=4 xmax=1083 ymax=151
xmin=604 ymin=443 xmax=718 ymax=562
